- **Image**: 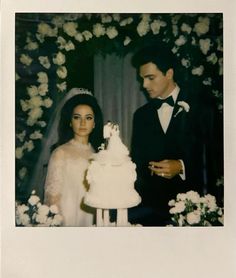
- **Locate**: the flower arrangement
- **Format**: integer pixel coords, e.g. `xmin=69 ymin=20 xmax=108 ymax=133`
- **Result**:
xmin=15 ymin=190 xmax=63 ymax=227
xmin=168 ymin=191 xmax=223 ymax=226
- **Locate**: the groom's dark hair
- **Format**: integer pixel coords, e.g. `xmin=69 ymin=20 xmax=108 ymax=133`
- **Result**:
xmin=131 ymin=43 xmax=178 ymax=75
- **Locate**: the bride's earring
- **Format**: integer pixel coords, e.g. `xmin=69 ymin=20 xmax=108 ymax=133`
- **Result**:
xmin=70 ymin=122 xmax=72 ymax=127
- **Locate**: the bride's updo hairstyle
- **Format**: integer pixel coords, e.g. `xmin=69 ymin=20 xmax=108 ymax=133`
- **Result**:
xmin=57 ymin=91 xmax=104 ymax=152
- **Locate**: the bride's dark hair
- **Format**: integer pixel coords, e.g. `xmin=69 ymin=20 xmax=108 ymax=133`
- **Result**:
xmin=56 ymin=94 xmax=104 ymax=152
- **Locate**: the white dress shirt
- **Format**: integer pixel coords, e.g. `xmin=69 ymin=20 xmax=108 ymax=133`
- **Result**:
xmin=156 ymin=85 xmax=186 ymax=180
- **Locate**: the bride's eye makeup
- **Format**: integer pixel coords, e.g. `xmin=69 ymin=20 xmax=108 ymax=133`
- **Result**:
xmin=72 ymin=114 xmax=94 ymax=120
xmin=85 ymin=115 xmax=94 ymax=121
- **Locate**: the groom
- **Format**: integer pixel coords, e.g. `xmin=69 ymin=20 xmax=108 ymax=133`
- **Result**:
xmin=130 ymin=43 xmax=217 ymax=226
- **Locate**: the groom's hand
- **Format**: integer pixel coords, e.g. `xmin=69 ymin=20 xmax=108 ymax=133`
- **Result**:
xmin=148 ymin=159 xmax=183 ymax=179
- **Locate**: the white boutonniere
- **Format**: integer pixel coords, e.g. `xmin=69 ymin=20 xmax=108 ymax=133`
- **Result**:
xmin=174 ymin=101 xmax=190 ymax=117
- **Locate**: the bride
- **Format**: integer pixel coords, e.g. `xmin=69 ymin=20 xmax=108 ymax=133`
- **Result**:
xmin=44 ymin=88 xmax=104 ymax=226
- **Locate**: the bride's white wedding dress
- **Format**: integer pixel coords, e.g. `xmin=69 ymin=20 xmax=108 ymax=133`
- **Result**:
xmin=44 ymin=139 xmax=95 ymax=226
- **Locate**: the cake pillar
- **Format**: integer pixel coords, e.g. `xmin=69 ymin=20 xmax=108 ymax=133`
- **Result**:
xmin=116 ymin=208 xmax=128 ymax=226
xmin=103 ymin=209 xmax=110 ymax=226
xmin=96 ymin=209 xmax=103 ymax=226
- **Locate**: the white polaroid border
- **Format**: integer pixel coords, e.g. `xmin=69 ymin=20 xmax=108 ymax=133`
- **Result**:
xmin=1 ymin=1 xmax=236 ymax=277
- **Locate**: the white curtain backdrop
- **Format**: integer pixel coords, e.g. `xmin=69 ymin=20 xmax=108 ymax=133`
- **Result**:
xmin=94 ymin=53 xmax=146 ymax=147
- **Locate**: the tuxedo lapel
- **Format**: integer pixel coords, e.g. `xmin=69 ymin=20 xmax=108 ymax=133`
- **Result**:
xmin=166 ymin=89 xmax=188 ymax=135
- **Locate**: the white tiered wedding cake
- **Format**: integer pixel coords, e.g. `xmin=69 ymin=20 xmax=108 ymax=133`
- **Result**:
xmin=84 ymin=122 xmax=141 ymax=226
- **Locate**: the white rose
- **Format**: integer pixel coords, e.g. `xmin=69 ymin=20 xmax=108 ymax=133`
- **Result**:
xmin=19 ymin=167 xmax=27 ymax=179
xmin=38 ymin=56 xmax=51 ymax=69
xmin=53 ymin=52 xmax=66 ymax=66
xmin=141 ymin=14 xmax=151 ymax=22
xmin=171 ymin=46 xmax=178 ymax=54
xmin=20 ymin=99 xmax=29 ymax=111
xmin=23 ymin=140 xmax=34 ymax=152
xmin=36 ymin=33 xmax=45 ymax=43
xmin=50 ymin=205 xmax=59 ymax=214
xmin=16 ymin=130 xmax=26 ymax=142
xmin=43 ymin=97 xmax=53 ymax=108
xmin=113 ymin=14 xmax=120 ymax=22
xmin=27 ymin=85 xmax=38 ymax=97
xmin=212 ymin=90 xmax=220 ymax=98
xmin=120 ymin=17 xmax=133 ymax=26
xmin=20 ymin=54 xmax=33 ymax=66
xmin=28 ymin=95 xmax=43 ymax=108
xmin=101 ymin=14 xmax=112 ymax=23
xmin=37 ymin=121 xmax=47 ymax=127
xmin=35 ymin=213 xmax=48 ymax=224
xmin=24 ymin=41 xmax=39 ymax=51
xmin=17 ymin=204 xmax=29 ymax=214
xmin=106 ymin=26 xmax=118 ymax=39
xmin=124 ymin=36 xmax=131 ymax=46
xmin=199 ymin=38 xmax=211 ymax=55
xmin=93 ymin=23 xmax=106 ymax=38
xmin=38 ymin=83 xmax=48 ymax=96
xmin=38 ymin=204 xmax=50 ymax=216
xmin=169 ymin=201 xmax=185 ymax=214
xmin=37 ymin=72 xmax=48 ymax=84
xmin=37 ymin=22 xmax=51 ymax=36
xmin=137 ymin=21 xmax=150 ymax=37
xmin=56 ymin=66 xmax=67 ymax=79
xmin=38 ymin=23 xmax=57 ymax=37
xmin=193 ymin=16 xmax=210 ymax=36
xmin=186 ymin=210 xmax=201 ymax=225
xmin=150 ymin=19 xmax=166 ymax=35
xmin=57 ymin=81 xmax=67 ymax=92
xmin=181 ymin=23 xmax=192 ymax=34
xmin=171 ymin=15 xmax=181 ymax=25
xmin=27 ymin=107 xmax=43 ymax=123
xmin=65 ymin=40 xmax=75 ymax=51
xmin=30 ymin=130 xmax=43 ymax=140
xmin=204 ymin=194 xmax=217 ymax=211
xmin=181 ymin=58 xmax=191 ymax=68
xmin=45 ymin=217 xmax=53 ymax=226
xmin=56 ymin=36 xmax=67 ymax=49
xmin=16 ymin=147 xmax=24 ymax=159
xmin=186 ymin=191 xmax=200 ymax=203
xmin=203 ymin=77 xmax=212 ymax=86
xmin=51 ymin=214 xmax=63 ymax=226
xmin=20 ymin=214 xmax=31 ymax=226
xmin=168 ymin=199 xmax=175 ymax=206
xmin=191 ymin=65 xmax=204 ymax=76
xmin=175 ymin=35 xmax=187 ymax=46
xmin=75 ymin=32 xmax=84 ymax=42
xmin=176 ymin=193 xmax=187 ymax=201
xmin=82 ymin=30 xmax=93 ymax=41
xmin=28 ymin=194 xmax=40 ymax=206
xmin=52 ymin=16 xmax=65 ymax=28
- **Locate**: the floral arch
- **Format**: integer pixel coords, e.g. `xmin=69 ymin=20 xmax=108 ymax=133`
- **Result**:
xmin=15 ymin=13 xmax=223 ymax=201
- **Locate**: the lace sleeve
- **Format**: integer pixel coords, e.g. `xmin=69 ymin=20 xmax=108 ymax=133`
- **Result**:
xmin=44 ymin=148 xmax=64 ymax=206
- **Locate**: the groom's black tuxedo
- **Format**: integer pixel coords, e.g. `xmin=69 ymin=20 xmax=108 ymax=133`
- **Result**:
xmin=130 ymin=88 xmax=216 ymax=226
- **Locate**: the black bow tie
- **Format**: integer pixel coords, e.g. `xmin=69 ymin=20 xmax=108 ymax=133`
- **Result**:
xmin=151 ymin=96 xmax=175 ymax=109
